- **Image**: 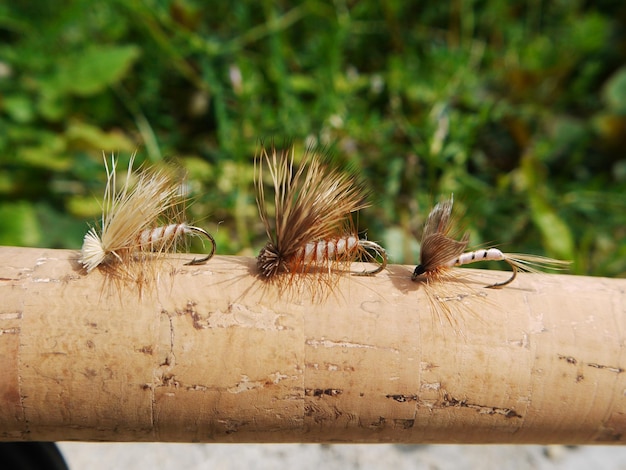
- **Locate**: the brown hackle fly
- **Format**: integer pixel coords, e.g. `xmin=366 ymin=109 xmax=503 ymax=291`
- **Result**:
xmin=255 ymin=144 xmax=387 ymax=283
xmin=80 ymin=154 xmax=216 ymax=275
xmin=411 ymin=195 xmax=570 ymax=288
xmin=409 ymin=195 xmax=570 ymax=329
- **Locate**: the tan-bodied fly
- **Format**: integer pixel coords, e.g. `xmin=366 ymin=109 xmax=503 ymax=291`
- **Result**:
xmin=255 ymin=143 xmax=387 ymax=288
xmin=81 ymin=154 xmax=216 ymax=278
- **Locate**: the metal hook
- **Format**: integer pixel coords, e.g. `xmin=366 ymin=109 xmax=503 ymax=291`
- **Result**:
xmin=184 ymin=226 xmax=217 ymax=265
xmin=485 ymin=259 xmax=517 ymax=288
xmin=352 ymin=240 xmax=388 ymax=276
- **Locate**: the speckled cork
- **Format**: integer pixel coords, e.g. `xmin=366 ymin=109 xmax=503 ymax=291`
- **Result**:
xmin=1 ymin=246 xmax=625 ymax=444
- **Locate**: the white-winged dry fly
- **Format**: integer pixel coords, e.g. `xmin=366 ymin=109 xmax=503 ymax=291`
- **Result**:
xmin=81 ymin=154 xmax=215 ymax=276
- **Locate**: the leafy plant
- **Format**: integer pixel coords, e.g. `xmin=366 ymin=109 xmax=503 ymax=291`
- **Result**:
xmin=1 ymin=0 xmax=624 ymax=276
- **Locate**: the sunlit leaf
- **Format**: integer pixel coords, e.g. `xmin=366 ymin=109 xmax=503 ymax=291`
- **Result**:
xmin=0 ymin=202 xmax=41 ymax=247
xmin=528 ymin=193 xmax=575 ymax=260
xmin=53 ymin=45 xmax=141 ymax=97
xmin=2 ymin=94 xmax=35 ymax=123
xmin=602 ymin=67 xmax=626 ymax=114
xmin=65 ymin=122 xmax=136 ymax=152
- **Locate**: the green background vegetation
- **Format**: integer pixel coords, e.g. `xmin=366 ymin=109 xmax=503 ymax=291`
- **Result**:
xmin=1 ymin=0 xmax=625 ymax=277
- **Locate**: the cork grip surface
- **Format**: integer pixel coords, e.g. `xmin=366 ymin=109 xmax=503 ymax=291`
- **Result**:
xmin=0 ymin=246 xmax=625 ymax=443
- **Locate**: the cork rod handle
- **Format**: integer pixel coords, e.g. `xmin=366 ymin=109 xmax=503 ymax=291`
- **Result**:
xmin=1 ymin=247 xmax=624 ymax=444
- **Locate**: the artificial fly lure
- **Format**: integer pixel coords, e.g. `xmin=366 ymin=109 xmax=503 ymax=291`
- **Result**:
xmin=411 ymin=195 xmax=569 ymax=288
xmin=255 ymin=144 xmax=387 ymax=282
xmin=80 ymin=154 xmax=216 ymax=274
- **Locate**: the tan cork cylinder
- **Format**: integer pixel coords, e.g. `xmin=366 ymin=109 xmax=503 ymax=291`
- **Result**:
xmin=0 ymin=246 xmax=625 ymax=444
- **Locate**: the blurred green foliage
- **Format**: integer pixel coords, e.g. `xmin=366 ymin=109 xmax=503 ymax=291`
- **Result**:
xmin=1 ymin=0 xmax=625 ymax=276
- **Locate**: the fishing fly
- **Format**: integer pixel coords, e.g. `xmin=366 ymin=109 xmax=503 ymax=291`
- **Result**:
xmin=255 ymin=143 xmax=387 ymax=282
xmin=411 ymin=195 xmax=569 ymax=288
xmin=80 ymin=154 xmax=216 ymax=274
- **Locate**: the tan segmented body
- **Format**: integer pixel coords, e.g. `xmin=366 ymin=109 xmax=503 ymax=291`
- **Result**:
xmin=138 ymin=223 xmax=190 ymax=251
xmin=297 ymin=236 xmax=359 ymax=263
xmin=255 ymin=144 xmax=386 ymax=280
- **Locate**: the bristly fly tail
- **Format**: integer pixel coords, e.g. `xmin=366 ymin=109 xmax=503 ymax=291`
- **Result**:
xmin=503 ymin=253 xmax=571 ymax=274
xmin=487 ymin=253 xmax=571 ymax=288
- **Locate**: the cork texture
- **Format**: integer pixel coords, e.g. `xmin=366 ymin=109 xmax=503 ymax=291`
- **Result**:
xmin=0 ymin=246 xmax=625 ymax=443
